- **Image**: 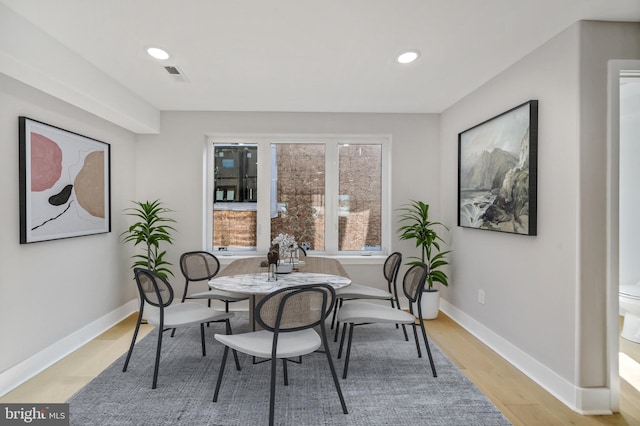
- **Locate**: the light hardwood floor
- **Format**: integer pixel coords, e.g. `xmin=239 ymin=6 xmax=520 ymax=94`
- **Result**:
xmin=427 ymin=314 xmax=640 ymax=426
xmin=1 ymin=312 xmax=639 ymax=425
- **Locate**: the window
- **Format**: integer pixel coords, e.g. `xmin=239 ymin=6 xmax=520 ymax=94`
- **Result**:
xmin=338 ymin=144 xmax=382 ymax=251
xmin=270 ymin=143 xmax=326 ymax=251
xmin=212 ymin=144 xmax=258 ymax=250
xmin=214 ymin=145 xmax=257 ymax=203
xmin=206 ymin=135 xmax=389 ymax=255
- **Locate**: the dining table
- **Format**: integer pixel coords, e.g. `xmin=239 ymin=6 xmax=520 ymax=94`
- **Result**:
xmin=209 ymin=256 xmax=351 ymax=329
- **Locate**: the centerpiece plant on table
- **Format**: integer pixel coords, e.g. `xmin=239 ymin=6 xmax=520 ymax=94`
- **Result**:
xmin=271 ymin=233 xmax=298 ymax=259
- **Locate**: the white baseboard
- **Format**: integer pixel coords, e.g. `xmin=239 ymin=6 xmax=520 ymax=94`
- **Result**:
xmin=0 ymin=300 xmax=138 ymax=397
xmin=439 ymin=299 xmax=612 ymax=415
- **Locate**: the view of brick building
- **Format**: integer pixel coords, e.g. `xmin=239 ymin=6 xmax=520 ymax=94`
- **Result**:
xmin=213 ymin=143 xmax=381 ymax=251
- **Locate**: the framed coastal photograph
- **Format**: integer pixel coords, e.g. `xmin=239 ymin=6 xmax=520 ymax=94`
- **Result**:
xmin=457 ymin=100 xmax=538 ymax=235
xmin=19 ymin=117 xmax=111 ymax=243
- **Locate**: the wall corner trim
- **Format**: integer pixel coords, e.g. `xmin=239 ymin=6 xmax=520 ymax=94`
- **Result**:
xmin=439 ymin=299 xmax=613 ymax=415
xmin=0 ymin=300 xmax=138 ymax=397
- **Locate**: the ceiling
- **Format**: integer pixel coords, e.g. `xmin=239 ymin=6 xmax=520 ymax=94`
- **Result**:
xmin=2 ymin=0 xmax=640 ymax=114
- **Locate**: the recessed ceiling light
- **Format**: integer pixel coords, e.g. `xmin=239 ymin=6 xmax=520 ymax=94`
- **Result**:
xmin=147 ymin=47 xmax=170 ymax=60
xmin=397 ymin=50 xmax=420 ymax=64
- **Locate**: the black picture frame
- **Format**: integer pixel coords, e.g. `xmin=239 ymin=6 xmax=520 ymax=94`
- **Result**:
xmin=457 ymin=100 xmax=538 ymax=235
xmin=19 ymin=117 xmax=111 ymax=243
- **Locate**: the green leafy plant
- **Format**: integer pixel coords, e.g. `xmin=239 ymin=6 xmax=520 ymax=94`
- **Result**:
xmin=120 ymin=199 xmax=177 ymax=279
xmin=398 ymin=200 xmax=450 ymax=290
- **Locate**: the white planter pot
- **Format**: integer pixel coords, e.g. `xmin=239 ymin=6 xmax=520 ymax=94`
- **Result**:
xmin=413 ymin=289 xmax=440 ymax=320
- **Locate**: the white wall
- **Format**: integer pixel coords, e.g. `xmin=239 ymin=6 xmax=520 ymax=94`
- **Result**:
xmin=440 ymin=20 xmax=640 ymax=412
xmin=441 ymin=19 xmax=580 ymax=384
xmin=0 ymin=74 xmax=138 ymax=381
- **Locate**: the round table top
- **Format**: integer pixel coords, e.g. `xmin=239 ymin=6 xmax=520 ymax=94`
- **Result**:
xmin=209 ymin=271 xmax=351 ymax=295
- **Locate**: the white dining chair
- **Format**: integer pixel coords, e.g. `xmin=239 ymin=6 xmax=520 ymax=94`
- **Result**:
xmin=336 ymin=263 xmax=438 ymax=379
xmin=212 ymin=283 xmax=348 ymax=426
xmin=331 ymin=251 xmax=408 ymax=342
xmin=179 ymin=251 xmax=249 ymax=312
xmin=122 ymin=267 xmax=240 ymax=389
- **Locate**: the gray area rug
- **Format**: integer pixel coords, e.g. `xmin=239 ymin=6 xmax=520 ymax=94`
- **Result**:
xmin=68 ymin=313 xmax=511 ymax=425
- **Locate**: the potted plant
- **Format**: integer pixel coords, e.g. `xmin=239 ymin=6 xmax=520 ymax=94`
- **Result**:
xmin=398 ymin=200 xmax=450 ymax=319
xmin=121 ymin=199 xmax=177 ymax=280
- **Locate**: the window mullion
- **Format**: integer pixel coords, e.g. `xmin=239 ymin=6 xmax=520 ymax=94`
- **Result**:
xmin=382 ymin=141 xmax=390 ymax=254
xmin=325 ymin=141 xmax=339 ymax=254
xmin=256 ymin=139 xmax=272 ymax=253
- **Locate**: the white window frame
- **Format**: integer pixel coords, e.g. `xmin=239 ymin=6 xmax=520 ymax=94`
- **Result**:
xmin=204 ymin=134 xmax=391 ymax=256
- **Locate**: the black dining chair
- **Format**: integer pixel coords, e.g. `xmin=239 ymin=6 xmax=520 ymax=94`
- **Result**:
xmin=336 ymin=263 xmax=437 ymax=379
xmin=122 ymin=267 xmax=240 ymax=389
xmin=331 ymin=251 xmax=408 ymax=342
xmin=180 ymin=251 xmax=249 ymax=312
xmin=212 ymin=283 xmax=348 ymax=426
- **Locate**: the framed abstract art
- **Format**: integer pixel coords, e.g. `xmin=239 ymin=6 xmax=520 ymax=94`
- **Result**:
xmin=19 ymin=117 xmax=111 ymax=243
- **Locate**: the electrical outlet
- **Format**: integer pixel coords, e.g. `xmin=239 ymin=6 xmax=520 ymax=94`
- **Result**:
xmin=478 ymin=289 xmax=485 ymax=305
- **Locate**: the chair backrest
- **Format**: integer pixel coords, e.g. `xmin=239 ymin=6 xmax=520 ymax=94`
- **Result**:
xmin=402 ymin=263 xmax=429 ymax=308
xmin=383 ymin=251 xmax=403 ymax=294
xmin=134 ymin=267 xmax=174 ymax=308
xmin=180 ymin=251 xmax=220 ymax=281
xmin=255 ymin=284 xmax=335 ymax=333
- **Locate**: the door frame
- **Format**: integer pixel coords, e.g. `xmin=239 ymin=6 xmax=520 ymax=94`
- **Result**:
xmin=606 ymin=59 xmax=640 ymax=412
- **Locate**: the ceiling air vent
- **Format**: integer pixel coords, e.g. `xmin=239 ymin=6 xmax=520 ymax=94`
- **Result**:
xmin=163 ymin=65 xmax=189 ymax=82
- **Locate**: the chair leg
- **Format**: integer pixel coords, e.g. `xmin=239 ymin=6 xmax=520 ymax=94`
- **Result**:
xmin=389 ymin=298 xmax=399 ymax=329
xmin=206 ymin=300 xmax=212 ymax=327
xmin=180 ymin=281 xmax=189 ymax=303
xmin=342 ymin=323 xmax=355 ymax=379
xmin=419 ymin=320 xmax=437 ymax=377
xmin=213 ymin=346 xmax=230 ymax=402
xmin=330 ymin=297 xmax=340 ymax=329
xmin=152 ymin=322 xmax=164 ymax=389
xmin=225 ymin=319 xmax=241 ymax=371
xmin=200 ymin=323 xmax=206 ymax=356
xmin=283 ymin=359 xmax=289 ymax=386
xmin=332 ymin=299 xmax=344 ymax=340
xmin=320 ymin=324 xmax=348 ymax=414
xmin=390 ymin=297 xmax=409 ymax=340
xmin=337 ymin=322 xmax=348 ymax=358
xmin=269 ymin=354 xmax=278 ymax=426
xmin=411 ymin=323 xmax=422 ymax=358
xmin=122 ymin=312 xmax=143 ymax=372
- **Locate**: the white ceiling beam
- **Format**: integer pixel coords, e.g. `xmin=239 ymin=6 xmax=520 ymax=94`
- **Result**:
xmin=0 ymin=3 xmax=160 ymax=134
